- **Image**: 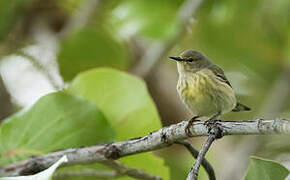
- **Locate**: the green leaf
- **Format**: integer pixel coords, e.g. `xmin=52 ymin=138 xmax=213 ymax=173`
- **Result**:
xmin=0 ymin=155 xmax=67 ymax=180
xmin=58 ymin=28 xmax=130 ymax=81
xmin=67 ymin=68 xmax=161 ymax=140
xmin=245 ymin=156 xmax=289 ymax=180
xmin=67 ymin=68 xmax=169 ymax=179
xmin=0 ymin=92 xmax=115 ymax=165
xmin=110 ymin=0 xmax=181 ymax=41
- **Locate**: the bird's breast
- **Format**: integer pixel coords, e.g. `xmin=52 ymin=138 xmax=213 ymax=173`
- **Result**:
xmin=177 ymin=70 xmax=236 ymax=116
xmin=177 ymin=73 xmax=207 ymax=100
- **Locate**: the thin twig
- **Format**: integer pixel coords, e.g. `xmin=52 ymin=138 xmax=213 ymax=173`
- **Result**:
xmin=59 ymin=0 xmax=101 ymax=37
xmin=186 ymin=123 xmax=223 ymax=180
xmin=54 ymin=169 xmax=119 ymax=179
xmin=103 ymin=160 xmax=162 ymax=180
xmin=176 ymin=140 xmax=216 ymax=180
xmin=187 ymin=135 xmax=215 ymax=180
xmin=0 ymin=119 xmax=289 ymax=177
xmin=54 ymin=160 xmax=162 ymax=180
xmin=15 ymin=50 xmax=61 ymax=90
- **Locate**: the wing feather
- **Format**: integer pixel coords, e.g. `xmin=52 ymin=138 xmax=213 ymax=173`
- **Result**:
xmin=208 ymin=65 xmax=232 ymax=88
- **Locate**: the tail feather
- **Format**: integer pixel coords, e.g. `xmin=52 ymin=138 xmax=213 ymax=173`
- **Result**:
xmin=232 ymin=102 xmax=251 ymax=112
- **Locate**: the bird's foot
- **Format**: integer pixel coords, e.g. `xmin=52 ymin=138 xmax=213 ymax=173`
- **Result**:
xmin=204 ymin=118 xmax=220 ymax=126
xmin=204 ymin=114 xmax=219 ymax=126
xmin=204 ymin=119 xmax=223 ymax=139
xmin=185 ymin=116 xmax=200 ymax=136
xmin=190 ymin=116 xmax=201 ymax=122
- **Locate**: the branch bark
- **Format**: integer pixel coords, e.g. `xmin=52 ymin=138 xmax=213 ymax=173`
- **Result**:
xmin=0 ymin=119 xmax=289 ymax=177
xmin=176 ymin=140 xmax=216 ymax=180
xmin=54 ymin=160 xmax=162 ymax=180
xmin=186 ymin=123 xmax=223 ymax=180
xmin=187 ymin=135 xmax=215 ymax=180
xmin=54 ymin=170 xmax=119 ymax=179
xmin=103 ymin=160 xmax=162 ymax=180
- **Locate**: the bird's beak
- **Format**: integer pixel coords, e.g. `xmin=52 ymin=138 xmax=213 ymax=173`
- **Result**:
xmin=169 ymin=56 xmax=184 ymax=61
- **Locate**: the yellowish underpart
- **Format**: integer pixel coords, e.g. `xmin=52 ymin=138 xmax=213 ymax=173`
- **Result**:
xmin=177 ymin=69 xmax=236 ymax=117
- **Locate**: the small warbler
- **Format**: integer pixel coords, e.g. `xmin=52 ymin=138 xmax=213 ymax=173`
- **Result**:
xmin=169 ymin=49 xmax=250 ymax=123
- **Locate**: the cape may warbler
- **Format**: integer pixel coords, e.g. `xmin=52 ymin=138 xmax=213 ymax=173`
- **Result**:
xmin=170 ymin=49 xmax=250 ymax=122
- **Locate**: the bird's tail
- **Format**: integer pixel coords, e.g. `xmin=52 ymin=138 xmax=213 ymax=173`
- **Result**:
xmin=232 ymin=102 xmax=251 ymax=112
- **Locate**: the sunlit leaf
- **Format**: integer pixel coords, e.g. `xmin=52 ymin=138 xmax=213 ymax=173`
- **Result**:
xmin=67 ymin=68 xmax=161 ymax=140
xmin=0 ymin=92 xmax=115 ymax=165
xmin=245 ymin=156 xmax=289 ymax=180
xmin=67 ymin=68 xmax=169 ymax=179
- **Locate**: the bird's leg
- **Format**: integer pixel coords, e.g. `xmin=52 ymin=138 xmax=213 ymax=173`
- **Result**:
xmin=185 ymin=116 xmax=200 ymax=136
xmin=205 ymin=112 xmax=224 ymax=138
xmin=205 ymin=112 xmax=221 ymax=125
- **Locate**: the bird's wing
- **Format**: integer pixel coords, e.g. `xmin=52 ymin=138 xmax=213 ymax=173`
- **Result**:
xmin=208 ymin=65 xmax=252 ymax=112
xmin=208 ymin=64 xmax=232 ymax=88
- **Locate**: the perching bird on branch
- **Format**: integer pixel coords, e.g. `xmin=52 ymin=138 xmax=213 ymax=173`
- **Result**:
xmin=170 ymin=49 xmax=250 ymax=123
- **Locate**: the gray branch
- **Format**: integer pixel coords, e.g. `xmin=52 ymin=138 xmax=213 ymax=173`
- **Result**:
xmin=54 ymin=170 xmax=119 ymax=179
xmin=187 ymin=135 xmax=215 ymax=180
xmin=54 ymin=160 xmax=161 ymax=180
xmin=176 ymin=140 xmax=216 ymax=180
xmin=0 ymin=119 xmax=289 ymax=177
xmin=187 ymin=123 xmax=223 ymax=180
xmin=103 ymin=160 xmax=162 ymax=180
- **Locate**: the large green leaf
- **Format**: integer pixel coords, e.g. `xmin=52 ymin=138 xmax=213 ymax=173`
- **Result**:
xmin=0 ymin=92 xmax=115 ymax=165
xmin=245 ymin=156 xmax=289 ymax=180
xmin=58 ymin=28 xmax=130 ymax=81
xmin=67 ymin=68 xmax=169 ymax=179
xmin=67 ymin=68 xmax=161 ymax=140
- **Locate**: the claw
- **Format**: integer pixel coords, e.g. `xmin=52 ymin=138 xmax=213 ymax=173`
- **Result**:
xmin=185 ymin=116 xmax=199 ymax=136
xmin=204 ymin=120 xmax=224 ymax=139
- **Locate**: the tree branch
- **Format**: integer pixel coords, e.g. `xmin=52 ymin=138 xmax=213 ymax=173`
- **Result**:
xmin=176 ymin=140 xmax=216 ymax=180
xmin=103 ymin=160 xmax=162 ymax=180
xmin=59 ymin=0 xmax=102 ymax=37
xmin=15 ymin=50 xmax=62 ymax=90
xmin=54 ymin=160 xmax=162 ymax=180
xmin=186 ymin=123 xmax=223 ymax=180
xmin=0 ymin=119 xmax=289 ymax=177
xmin=187 ymin=135 xmax=215 ymax=180
xmin=54 ymin=169 xmax=119 ymax=179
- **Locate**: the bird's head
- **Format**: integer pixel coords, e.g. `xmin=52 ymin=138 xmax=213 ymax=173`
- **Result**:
xmin=169 ymin=49 xmax=211 ymax=74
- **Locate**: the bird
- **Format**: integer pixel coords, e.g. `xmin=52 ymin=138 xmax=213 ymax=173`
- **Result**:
xmin=169 ymin=49 xmax=250 ymax=125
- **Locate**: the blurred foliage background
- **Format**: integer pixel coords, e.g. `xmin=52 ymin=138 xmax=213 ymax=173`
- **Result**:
xmin=0 ymin=0 xmax=289 ymax=179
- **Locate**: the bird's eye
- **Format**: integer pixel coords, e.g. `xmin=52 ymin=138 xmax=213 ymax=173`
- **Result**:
xmin=187 ymin=57 xmax=194 ymax=62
